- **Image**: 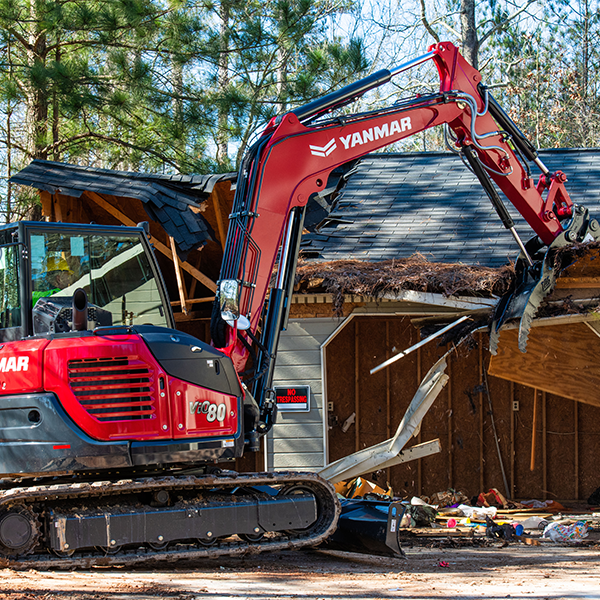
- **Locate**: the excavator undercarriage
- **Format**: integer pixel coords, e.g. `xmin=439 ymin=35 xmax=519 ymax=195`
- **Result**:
xmin=0 ymin=472 xmax=339 ymax=568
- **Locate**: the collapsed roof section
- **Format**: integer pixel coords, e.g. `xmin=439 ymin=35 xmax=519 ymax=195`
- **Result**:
xmin=11 ymin=159 xmax=236 ymax=252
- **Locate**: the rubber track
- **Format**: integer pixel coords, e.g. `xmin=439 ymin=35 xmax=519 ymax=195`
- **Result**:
xmin=0 ymin=471 xmax=341 ymax=570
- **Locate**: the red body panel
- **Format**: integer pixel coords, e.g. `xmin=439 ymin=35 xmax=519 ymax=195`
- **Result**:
xmin=169 ymin=378 xmax=238 ymax=439
xmin=42 ymin=334 xmax=239 ymax=442
xmin=0 ymin=338 xmax=49 ymax=394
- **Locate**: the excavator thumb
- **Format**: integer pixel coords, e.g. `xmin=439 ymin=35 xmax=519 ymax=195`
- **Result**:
xmin=490 ymin=205 xmax=600 ymax=354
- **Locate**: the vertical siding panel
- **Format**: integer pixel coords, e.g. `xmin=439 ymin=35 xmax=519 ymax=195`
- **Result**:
xmin=267 ymin=318 xmax=339 ymax=472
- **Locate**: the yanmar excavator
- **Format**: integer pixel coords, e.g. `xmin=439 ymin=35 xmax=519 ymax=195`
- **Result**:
xmin=0 ymin=41 xmax=597 ymax=567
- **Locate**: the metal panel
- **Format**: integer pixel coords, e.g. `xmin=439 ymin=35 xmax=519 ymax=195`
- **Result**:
xmin=268 ymin=437 xmax=326 ymax=453
xmin=268 ymin=423 xmax=324 ymax=439
xmin=269 ymin=453 xmax=327 ymax=469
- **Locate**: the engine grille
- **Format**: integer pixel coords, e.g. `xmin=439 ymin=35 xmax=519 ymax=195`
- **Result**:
xmin=68 ymin=356 xmax=155 ymax=422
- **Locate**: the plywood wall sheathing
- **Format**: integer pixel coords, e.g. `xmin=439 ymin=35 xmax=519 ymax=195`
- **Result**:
xmin=489 ymin=322 xmax=600 ymax=408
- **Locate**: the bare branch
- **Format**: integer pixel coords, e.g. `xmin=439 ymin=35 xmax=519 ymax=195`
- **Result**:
xmin=480 ymin=0 xmax=538 ymax=46
xmin=419 ymin=0 xmax=440 ymax=43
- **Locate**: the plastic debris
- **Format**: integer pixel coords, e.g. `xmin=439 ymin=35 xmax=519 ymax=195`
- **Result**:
xmin=542 ymin=520 xmax=590 ymax=543
xmin=521 ymin=499 xmax=565 ymax=511
xmin=485 ymin=516 xmax=515 ymax=540
xmin=334 ymin=477 xmax=392 ymax=500
xmin=520 ymin=516 xmax=549 ymax=530
xmin=477 ymin=488 xmax=508 ymax=508
xmin=458 ymin=504 xmax=497 ymax=520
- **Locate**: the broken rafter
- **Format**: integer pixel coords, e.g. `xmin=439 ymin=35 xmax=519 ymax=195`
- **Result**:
xmin=82 ymin=190 xmax=217 ymax=293
xmin=318 ymin=352 xmax=450 ymax=484
xmin=170 ymin=235 xmax=188 ymax=315
xmin=170 ymin=297 xmax=215 ymax=307
xmin=370 ymin=315 xmax=469 ymax=374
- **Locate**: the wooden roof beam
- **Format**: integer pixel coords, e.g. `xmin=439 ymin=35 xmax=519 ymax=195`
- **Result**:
xmin=82 ymin=190 xmax=217 ymax=293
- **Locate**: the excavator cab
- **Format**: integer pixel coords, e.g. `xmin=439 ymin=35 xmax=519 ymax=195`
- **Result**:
xmin=0 ymin=221 xmax=173 ymax=342
xmin=0 ymin=220 xmax=253 ymax=481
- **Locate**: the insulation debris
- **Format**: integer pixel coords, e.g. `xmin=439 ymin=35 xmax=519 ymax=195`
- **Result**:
xmin=295 ymin=254 xmax=515 ymax=314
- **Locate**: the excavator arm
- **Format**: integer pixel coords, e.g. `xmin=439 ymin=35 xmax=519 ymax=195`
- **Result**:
xmin=213 ymin=41 xmax=600 ymax=433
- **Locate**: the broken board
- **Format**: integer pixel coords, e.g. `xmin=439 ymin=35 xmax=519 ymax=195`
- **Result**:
xmin=488 ymin=321 xmax=600 ymax=408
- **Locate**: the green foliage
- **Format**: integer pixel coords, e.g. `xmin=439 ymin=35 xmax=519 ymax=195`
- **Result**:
xmin=0 ymin=0 xmax=365 ymax=219
xmin=484 ymin=0 xmax=600 ymax=149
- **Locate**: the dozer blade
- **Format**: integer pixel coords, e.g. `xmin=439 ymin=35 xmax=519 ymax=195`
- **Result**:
xmin=490 ymin=205 xmax=600 ymax=354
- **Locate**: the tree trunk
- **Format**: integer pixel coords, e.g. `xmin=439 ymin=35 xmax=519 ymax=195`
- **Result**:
xmin=26 ymin=0 xmax=49 ymax=159
xmin=276 ymin=46 xmax=288 ymax=114
xmin=172 ymin=58 xmax=185 ymax=171
xmin=216 ymin=0 xmax=230 ymax=168
xmin=581 ymin=0 xmax=590 ymax=145
xmin=460 ymin=0 xmax=479 ymax=69
xmin=52 ymin=42 xmax=60 ymax=161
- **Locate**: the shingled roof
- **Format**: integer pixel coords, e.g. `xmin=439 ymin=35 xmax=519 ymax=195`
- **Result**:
xmin=301 ymin=149 xmax=600 ymax=268
xmin=11 ymin=159 xmax=236 ymax=252
xmin=14 ymin=150 xmax=600 ymax=267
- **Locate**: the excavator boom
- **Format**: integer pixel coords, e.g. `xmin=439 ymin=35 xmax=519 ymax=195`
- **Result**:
xmin=214 ymin=41 xmax=599 ymax=423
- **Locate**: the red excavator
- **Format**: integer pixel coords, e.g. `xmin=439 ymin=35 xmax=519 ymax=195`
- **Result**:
xmin=1 ymin=41 xmax=596 ymax=566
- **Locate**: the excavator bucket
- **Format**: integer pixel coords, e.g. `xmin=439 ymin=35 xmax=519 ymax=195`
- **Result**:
xmin=490 ymin=207 xmax=600 ymax=354
xmin=489 ymin=243 xmax=600 ymax=405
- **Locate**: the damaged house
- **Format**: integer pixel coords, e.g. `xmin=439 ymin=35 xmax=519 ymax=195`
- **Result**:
xmin=12 ymin=148 xmax=600 ymax=503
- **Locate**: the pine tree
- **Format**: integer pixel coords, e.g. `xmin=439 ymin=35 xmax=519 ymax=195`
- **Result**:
xmin=0 ymin=0 xmax=213 ymax=219
xmin=0 ymin=0 xmax=369 ymax=218
xmin=201 ymin=0 xmax=368 ymax=169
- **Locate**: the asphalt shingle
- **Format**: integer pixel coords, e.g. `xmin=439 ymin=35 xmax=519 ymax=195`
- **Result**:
xmin=303 ymin=149 xmax=600 ymax=267
xmin=11 ymin=159 xmax=236 ymax=252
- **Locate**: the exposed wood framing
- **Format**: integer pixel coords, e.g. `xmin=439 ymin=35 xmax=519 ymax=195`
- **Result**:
xmin=555 ymin=277 xmax=600 ymax=288
xmin=447 ymin=351 xmax=453 ymax=489
xmin=479 ymin=339 xmax=484 ymax=492
xmin=417 ymin=345 xmax=422 ymax=497
xmin=188 ymin=253 xmax=204 ymax=299
xmin=510 ymin=381 xmax=515 ymax=498
xmin=574 ymin=401 xmax=579 ymax=499
xmin=82 ymin=190 xmax=217 ymax=293
xmin=324 ymin=312 xmax=599 ymax=502
xmin=354 ymin=320 xmax=360 ymax=453
xmin=542 ymin=391 xmax=547 ymax=501
xmin=531 ymin=389 xmax=538 ymax=471
xmin=169 ymin=236 xmax=188 ymax=314
xmin=385 ymin=321 xmax=391 ymax=483
xmin=171 ymin=297 xmax=215 ymax=307
xmin=54 ymin=194 xmax=63 ymax=221
xmin=40 ymin=191 xmax=52 ymax=217
xmin=211 ymin=183 xmax=229 ymax=251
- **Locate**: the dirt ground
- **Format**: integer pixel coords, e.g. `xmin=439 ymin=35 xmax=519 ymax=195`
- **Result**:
xmin=0 ymin=543 xmax=599 ymax=600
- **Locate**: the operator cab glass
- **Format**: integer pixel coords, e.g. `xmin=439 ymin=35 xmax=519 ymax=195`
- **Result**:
xmin=29 ymin=229 xmax=170 ymax=329
xmin=0 ymin=228 xmax=22 ymax=340
xmin=0 ymin=222 xmax=172 ymax=341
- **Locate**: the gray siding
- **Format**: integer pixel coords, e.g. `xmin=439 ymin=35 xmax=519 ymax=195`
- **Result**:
xmin=267 ymin=318 xmax=340 ymax=471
